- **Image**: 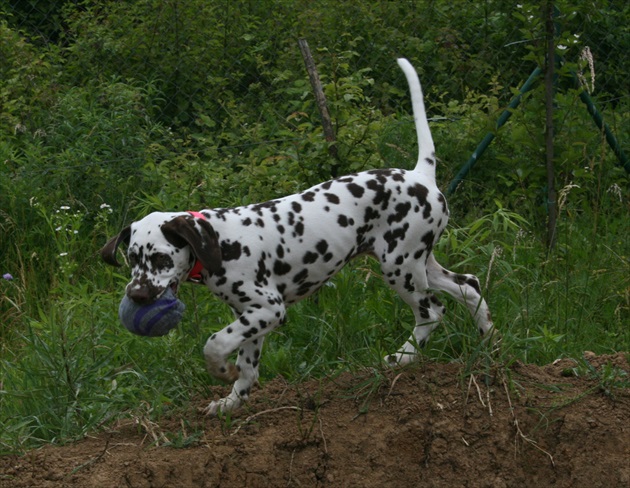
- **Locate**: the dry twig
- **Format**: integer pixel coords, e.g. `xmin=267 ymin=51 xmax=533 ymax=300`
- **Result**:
xmin=231 ymin=406 xmax=301 ymax=436
xmin=502 ymin=377 xmax=555 ymax=467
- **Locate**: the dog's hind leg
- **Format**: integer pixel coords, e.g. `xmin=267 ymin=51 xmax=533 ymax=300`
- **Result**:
xmin=381 ymin=260 xmax=446 ymax=366
xmin=426 ymin=254 xmax=494 ymax=337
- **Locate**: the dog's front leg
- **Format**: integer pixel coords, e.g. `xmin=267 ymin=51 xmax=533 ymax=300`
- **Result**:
xmin=203 ymin=302 xmax=284 ymax=415
xmin=204 ymin=337 xmax=264 ymax=415
xmin=203 ymin=330 xmax=241 ymax=383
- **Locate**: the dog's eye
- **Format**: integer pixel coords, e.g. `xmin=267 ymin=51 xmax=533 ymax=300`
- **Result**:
xmin=150 ymin=253 xmax=173 ymax=271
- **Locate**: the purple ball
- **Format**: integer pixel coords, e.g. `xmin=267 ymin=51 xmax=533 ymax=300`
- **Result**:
xmin=118 ymin=288 xmax=185 ymax=337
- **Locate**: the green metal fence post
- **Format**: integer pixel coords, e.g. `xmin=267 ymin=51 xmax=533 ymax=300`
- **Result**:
xmin=446 ymin=67 xmax=542 ymax=196
xmin=572 ymin=72 xmax=630 ymax=174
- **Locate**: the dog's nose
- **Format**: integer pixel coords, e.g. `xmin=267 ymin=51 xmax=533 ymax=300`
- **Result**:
xmin=127 ymin=286 xmax=153 ymax=305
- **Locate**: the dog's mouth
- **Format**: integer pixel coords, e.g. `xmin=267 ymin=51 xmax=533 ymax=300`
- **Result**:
xmin=168 ymin=281 xmax=179 ymax=296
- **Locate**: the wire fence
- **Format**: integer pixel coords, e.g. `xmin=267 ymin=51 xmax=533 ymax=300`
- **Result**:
xmin=2 ymin=1 xmax=628 ymax=211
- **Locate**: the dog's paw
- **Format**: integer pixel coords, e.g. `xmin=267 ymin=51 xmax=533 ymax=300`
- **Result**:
xmin=206 ymin=360 xmax=240 ymax=383
xmin=203 ymin=395 xmax=242 ymax=416
xmin=384 ymin=354 xmax=400 ymax=367
xmin=384 ymin=350 xmax=416 ymax=368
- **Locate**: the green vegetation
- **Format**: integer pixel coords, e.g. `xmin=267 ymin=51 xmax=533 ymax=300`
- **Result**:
xmin=1 ymin=1 xmax=628 ymax=452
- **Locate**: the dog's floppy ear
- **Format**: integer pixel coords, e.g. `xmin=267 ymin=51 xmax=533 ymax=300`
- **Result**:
xmin=100 ymin=226 xmax=131 ymax=267
xmin=161 ymin=215 xmax=222 ymax=275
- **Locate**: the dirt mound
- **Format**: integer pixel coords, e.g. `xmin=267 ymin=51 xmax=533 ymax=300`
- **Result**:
xmin=2 ymin=354 xmax=628 ymax=488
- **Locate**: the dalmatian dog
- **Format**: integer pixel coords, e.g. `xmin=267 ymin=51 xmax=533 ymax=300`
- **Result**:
xmin=101 ymin=58 xmax=495 ymax=415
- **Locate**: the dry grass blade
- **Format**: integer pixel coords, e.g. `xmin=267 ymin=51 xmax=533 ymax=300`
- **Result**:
xmin=502 ymin=376 xmax=555 ymax=467
xmin=231 ymin=406 xmax=302 ymax=436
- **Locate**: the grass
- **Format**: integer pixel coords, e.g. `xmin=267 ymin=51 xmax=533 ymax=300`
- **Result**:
xmin=0 ymin=193 xmax=628 ymax=454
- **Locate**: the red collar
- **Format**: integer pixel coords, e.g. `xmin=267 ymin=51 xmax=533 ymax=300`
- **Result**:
xmin=186 ymin=211 xmax=206 ymax=283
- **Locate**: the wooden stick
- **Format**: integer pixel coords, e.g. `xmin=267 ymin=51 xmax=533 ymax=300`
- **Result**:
xmin=298 ymin=38 xmax=340 ymax=176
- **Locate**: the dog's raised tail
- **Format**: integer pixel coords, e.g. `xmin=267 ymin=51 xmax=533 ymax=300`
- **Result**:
xmin=397 ymin=58 xmax=436 ymax=179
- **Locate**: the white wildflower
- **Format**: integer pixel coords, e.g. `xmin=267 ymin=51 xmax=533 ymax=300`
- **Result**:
xmin=607 ymin=184 xmax=622 ymax=202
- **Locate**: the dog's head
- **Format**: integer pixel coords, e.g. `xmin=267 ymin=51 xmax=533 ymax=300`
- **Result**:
xmin=100 ymin=212 xmax=222 ymax=303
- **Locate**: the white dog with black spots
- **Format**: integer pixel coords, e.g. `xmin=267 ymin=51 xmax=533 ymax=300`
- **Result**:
xmin=101 ymin=59 xmax=495 ymax=415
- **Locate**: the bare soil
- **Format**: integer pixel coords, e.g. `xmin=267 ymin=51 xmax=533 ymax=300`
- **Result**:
xmin=2 ymin=353 xmax=628 ymax=488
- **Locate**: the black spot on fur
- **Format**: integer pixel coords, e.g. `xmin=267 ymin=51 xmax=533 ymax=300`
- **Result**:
xmin=303 ymin=251 xmax=318 ymax=264
xmin=364 ymin=206 xmax=380 ymax=222
xmin=418 ymin=297 xmax=431 ymax=319
xmin=421 ymin=230 xmax=435 ymax=250
xmin=221 ymin=241 xmax=242 ymax=261
xmin=149 ymin=253 xmax=174 ymax=272
xmin=273 ymin=260 xmax=292 ymax=275
xmin=302 ymin=191 xmax=316 ymax=202
xmin=255 ymin=258 xmax=268 ymax=286
xmin=324 ymin=193 xmax=340 ymax=204
xmin=467 ymin=277 xmax=481 ymax=294
xmin=338 ymin=215 xmax=351 ymax=227
xmin=293 ymin=268 xmax=309 ymax=284
xmin=356 ymin=236 xmax=375 ymax=255
xmin=231 ymin=281 xmax=250 ymax=303
xmin=367 ymin=181 xmax=392 ymax=210
xmin=383 ymin=223 xmax=410 ymax=253
xmin=404 ymin=273 xmax=414 ymax=293
xmin=347 ymin=183 xmax=365 ymax=198
xmin=408 ymin=183 xmax=432 ymax=219
xmin=315 ymin=240 xmax=329 ymax=255
xmin=387 ymin=202 xmax=412 ymax=224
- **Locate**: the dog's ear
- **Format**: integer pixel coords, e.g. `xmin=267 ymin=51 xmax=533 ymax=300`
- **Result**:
xmin=161 ymin=215 xmax=222 ymax=275
xmin=100 ymin=226 xmax=131 ymax=267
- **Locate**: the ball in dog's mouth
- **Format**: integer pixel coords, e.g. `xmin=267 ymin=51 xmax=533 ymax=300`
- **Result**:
xmin=118 ymin=287 xmax=185 ymax=337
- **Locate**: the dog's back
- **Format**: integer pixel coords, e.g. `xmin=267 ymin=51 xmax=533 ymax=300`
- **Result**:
xmin=204 ymin=165 xmax=448 ymax=305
